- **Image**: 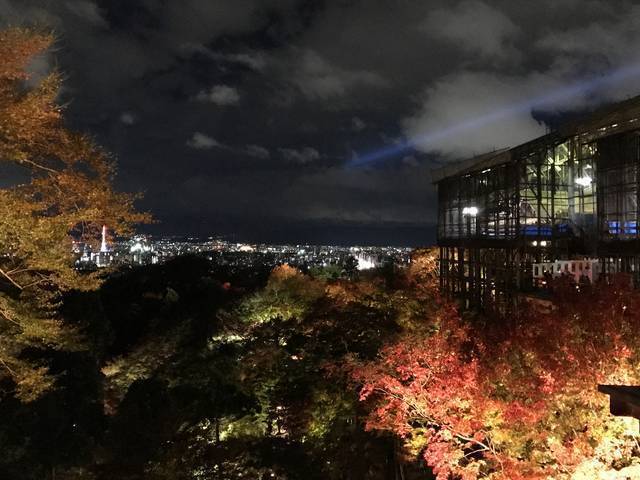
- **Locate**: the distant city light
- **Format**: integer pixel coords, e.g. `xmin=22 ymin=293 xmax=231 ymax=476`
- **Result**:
xmin=356 ymin=253 xmax=377 ymax=271
xmin=100 ymin=225 xmax=109 ymax=253
xmin=130 ymin=242 xmax=151 ymax=253
xmin=75 ymin=234 xmax=412 ymax=272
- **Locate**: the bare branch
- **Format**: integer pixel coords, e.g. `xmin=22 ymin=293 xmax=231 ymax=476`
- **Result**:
xmin=19 ymin=158 xmax=59 ymax=174
xmin=0 ymin=267 xmax=23 ymax=290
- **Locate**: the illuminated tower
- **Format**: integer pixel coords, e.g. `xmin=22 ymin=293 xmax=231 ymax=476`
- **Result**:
xmin=100 ymin=225 xmax=109 ymax=253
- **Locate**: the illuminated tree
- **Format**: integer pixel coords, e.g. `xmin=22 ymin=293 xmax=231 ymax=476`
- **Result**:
xmin=237 ymin=264 xmax=324 ymax=324
xmin=0 ymin=28 xmax=148 ymax=401
xmin=229 ymin=264 xmax=411 ymax=478
xmin=350 ymin=276 xmax=640 ymax=479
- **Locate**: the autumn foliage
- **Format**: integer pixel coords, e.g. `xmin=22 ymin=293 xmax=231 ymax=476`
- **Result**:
xmin=0 ymin=28 xmax=148 ymax=401
xmin=350 ymin=269 xmax=640 ymax=479
xmin=2 ymin=243 xmax=639 ymax=478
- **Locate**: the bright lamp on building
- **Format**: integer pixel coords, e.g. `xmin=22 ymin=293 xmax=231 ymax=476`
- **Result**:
xmin=462 ymin=206 xmax=479 ymax=216
xmin=575 ymin=175 xmax=593 ymax=187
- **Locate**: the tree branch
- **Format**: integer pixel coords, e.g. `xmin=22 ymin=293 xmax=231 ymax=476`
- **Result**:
xmin=19 ymin=158 xmax=59 ymax=174
xmin=0 ymin=357 xmax=16 ymax=377
xmin=0 ymin=267 xmax=23 ymax=290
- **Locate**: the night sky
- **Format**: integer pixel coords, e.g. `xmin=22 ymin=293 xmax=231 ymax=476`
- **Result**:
xmin=3 ymin=1 xmax=640 ymax=245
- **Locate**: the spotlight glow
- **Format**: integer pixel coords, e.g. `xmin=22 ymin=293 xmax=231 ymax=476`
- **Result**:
xmin=349 ymin=64 xmax=640 ymax=168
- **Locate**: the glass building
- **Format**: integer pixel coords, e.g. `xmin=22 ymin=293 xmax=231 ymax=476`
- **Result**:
xmin=433 ymin=97 xmax=640 ymax=310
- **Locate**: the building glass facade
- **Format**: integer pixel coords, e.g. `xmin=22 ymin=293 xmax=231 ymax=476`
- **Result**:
xmin=435 ymin=99 xmax=640 ymax=310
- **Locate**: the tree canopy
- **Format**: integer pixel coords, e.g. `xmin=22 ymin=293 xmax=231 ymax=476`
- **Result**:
xmin=349 ymin=275 xmax=640 ymax=479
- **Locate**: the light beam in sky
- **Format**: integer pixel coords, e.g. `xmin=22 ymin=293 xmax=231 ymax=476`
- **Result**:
xmin=349 ymin=63 xmax=640 ymax=168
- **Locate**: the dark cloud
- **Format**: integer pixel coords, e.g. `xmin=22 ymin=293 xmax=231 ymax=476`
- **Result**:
xmin=3 ymin=0 xmax=640 ymax=244
xmin=351 ymin=116 xmax=366 ymax=132
xmin=119 ymin=112 xmax=136 ymax=125
xmin=186 ymin=132 xmax=221 ymax=150
xmin=421 ymin=0 xmax=520 ymax=64
xmin=288 ymin=49 xmax=388 ymax=101
xmin=278 ymin=146 xmax=321 ymax=164
xmin=194 ymin=85 xmax=241 ymax=105
xmin=244 ymin=144 xmax=271 ymax=159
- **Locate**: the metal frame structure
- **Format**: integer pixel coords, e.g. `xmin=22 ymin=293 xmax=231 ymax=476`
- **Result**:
xmin=434 ymin=96 xmax=640 ymax=310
